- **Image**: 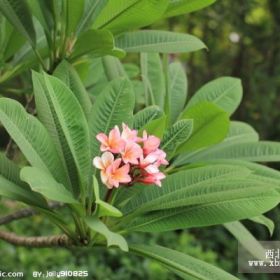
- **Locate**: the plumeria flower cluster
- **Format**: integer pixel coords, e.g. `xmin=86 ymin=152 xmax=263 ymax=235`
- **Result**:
xmin=93 ymin=123 xmax=168 ymax=189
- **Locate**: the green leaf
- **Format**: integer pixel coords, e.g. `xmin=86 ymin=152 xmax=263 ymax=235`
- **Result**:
xmin=250 ymin=215 xmax=274 ymax=237
xmin=102 ymin=56 xmax=127 ymax=81
xmin=164 ymin=0 xmax=216 ymax=18
xmin=176 ymin=102 xmax=230 ymax=154
xmin=124 ymin=63 xmax=140 ymax=79
xmin=139 ymin=114 xmax=167 ymax=138
xmin=130 ymin=244 xmax=238 ymax=280
xmin=93 ymin=0 xmax=169 ymax=34
xmin=65 ymin=0 xmax=84 ymax=36
xmin=224 ymin=121 xmax=259 ymax=143
xmin=20 ymin=167 xmax=79 ymax=204
xmin=54 ymin=60 xmax=92 ymax=118
xmin=174 ymin=121 xmax=259 ymax=166
xmin=1 ymin=20 xmax=25 ymax=60
xmin=0 ymin=153 xmax=47 ymax=207
xmin=27 ymin=0 xmax=54 ymax=35
xmin=208 ymin=160 xmax=280 ymax=180
xmin=169 ymin=62 xmax=188 ymax=124
xmin=32 ymin=72 xmax=91 ymax=197
xmin=161 ymin=119 xmax=193 ymax=156
xmin=0 ymin=98 xmax=68 ymax=186
xmin=122 ymin=165 xmax=251 ymax=215
xmin=89 ymin=78 xmax=135 ymax=157
xmin=126 ymin=187 xmax=280 ymax=232
xmin=133 ymin=106 xmax=162 ymax=130
xmin=115 ymin=30 xmax=206 ymax=53
xmin=182 ymin=141 xmax=280 ymax=163
xmin=0 ymin=0 xmax=36 ymax=46
xmin=140 ymin=53 xmax=165 ymax=108
xmin=77 ymin=0 xmax=108 ymax=35
xmin=187 ymin=77 xmax=243 ymax=115
xmin=0 ymin=175 xmax=47 ymax=207
xmin=224 ymin=221 xmax=267 ymax=260
xmin=85 ymin=217 xmax=128 ymax=251
xmin=92 ymin=176 xmax=122 ymax=218
xmin=71 ymin=29 xmax=124 ymax=60
xmin=0 ymin=152 xmax=26 ymax=188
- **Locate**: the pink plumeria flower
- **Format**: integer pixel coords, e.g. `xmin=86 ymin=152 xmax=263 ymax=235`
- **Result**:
xmin=105 ymin=159 xmax=131 ymax=189
xmin=121 ymin=142 xmax=143 ymax=164
xmin=93 ymin=152 xmax=114 ymax=185
xmin=142 ymin=130 xmax=160 ymax=155
xmin=121 ymin=123 xmax=141 ymax=143
xmin=152 ymin=149 xmax=169 ymax=166
xmin=139 ymin=150 xmax=168 ymax=167
xmin=96 ymin=126 xmax=125 ymax=153
xmin=144 ymin=164 xmax=160 ymax=174
xmin=139 ymin=172 xmax=166 ymax=187
xmin=94 ymin=124 xmax=168 ymax=189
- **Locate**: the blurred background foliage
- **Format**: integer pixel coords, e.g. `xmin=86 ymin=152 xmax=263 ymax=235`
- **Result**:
xmin=1 ymin=0 xmax=280 ymax=279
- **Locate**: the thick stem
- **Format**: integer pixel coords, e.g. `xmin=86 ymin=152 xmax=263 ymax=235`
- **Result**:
xmin=0 ymin=231 xmax=72 ymax=248
xmin=0 ymin=202 xmax=63 ymax=226
xmin=105 ymin=189 xmax=113 ymax=203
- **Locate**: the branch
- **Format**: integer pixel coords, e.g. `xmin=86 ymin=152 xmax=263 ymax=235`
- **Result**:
xmin=0 ymin=231 xmax=73 ymax=247
xmin=0 ymin=202 xmax=64 ymax=226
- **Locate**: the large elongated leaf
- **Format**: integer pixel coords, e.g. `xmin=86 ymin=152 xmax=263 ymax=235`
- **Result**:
xmin=175 ymin=102 xmax=230 ymax=154
xmin=224 ymin=121 xmax=259 ymax=144
xmin=1 ymin=18 xmax=25 ymax=60
xmin=54 ymin=60 xmax=92 ymax=118
xmin=209 ymin=160 xmax=280 ymax=181
xmin=127 ymin=188 xmax=280 ymax=232
xmin=0 ymin=152 xmax=26 ymax=188
xmin=140 ymin=53 xmax=165 ymax=108
xmin=71 ymin=29 xmax=121 ymax=60
xmin=0 ymin=153 xmax=47 ymax=207
xmin=164 ymin=0 xmax=216 ymax=18
xmin=224 ymin=221 xmax=267 ymax=261
xmin=122 ymin=165 xmax=251 ymax=215
xmin=32 ymin=72 xmax=90 ymax=197
xmin=169 ymin=62 xmax=188 ymax=124
xmin=130 ymin=244 xmax=238 ymax=280
xmin=133 ymin=106 xmax=162 ymax=130
xmin=115 ymin=30 xmax=206 ymax=53
xmin=187 ymin=77 xmax=243 ymax=115
xmin=65 ymin=0 xmax=84 ymax=36
xmin=85 ymin=217 xmax=128 ymax=252
xmin=89 ymin=78 xmax=135 ymax=157
xmin=27 ymin=0 xmax=54 ymax=34
xmin=0 ymin=98 xmax=67 ymax=186
xmin=182 ymin=141 xmax=280 ymax=163
xmin=250 ymin=215 xmax=274 ymax=236
xmin=93 ymin=0 xmax=169 ymax=34
xmin=0 ymin=0 xmax=36 ymax=46
xmin=20 ymin=167 xmax=79 ymax=204
xmin=77 ymin=0 xmax=108 ymax=35
xmin=0 ymin=175 xmax=47 ymax=207
xmin=161 ymin=119 xmax=193 ymax=156
xmin=102 ymin=56 xmax=127 ymax=81
xmin=174 ymin=121 xmax=259 ymax=166
xmin=139 ymin=114 xmax=167 ymax=138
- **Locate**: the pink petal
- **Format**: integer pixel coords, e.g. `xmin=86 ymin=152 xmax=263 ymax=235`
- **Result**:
xmin=101 ymin=152 xmax=114 ymax=168
xmin=143 ymin=135 xmax=160 ymax=154
xmin=109 ymin=125 xmax=121 ymax=140
xmin=122 ymin=142 xmax=143 ymax=164
xmin=145 ymin=164 xmax=159 ymax=174
xmin=100 ymin=170 xmax=108 ymax=185
xmin=111 ymin=158 xmax=122 ymax=171
xmin=93 ymin=156 xmax=104 ymax=169
xmin=96 ymin=133 xmax=108 ymax=144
